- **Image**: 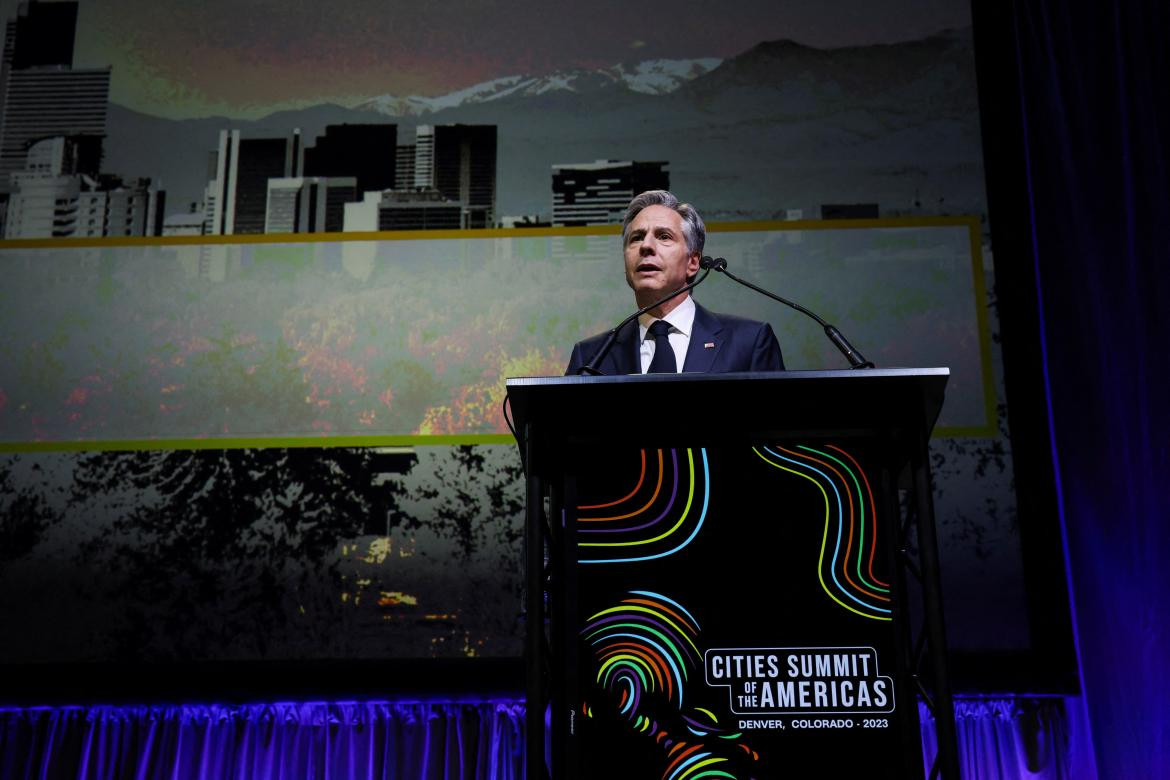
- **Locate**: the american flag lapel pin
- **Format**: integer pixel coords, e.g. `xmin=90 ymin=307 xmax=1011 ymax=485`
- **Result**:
xmin=704 ymin=341 xmax=715 ymax=349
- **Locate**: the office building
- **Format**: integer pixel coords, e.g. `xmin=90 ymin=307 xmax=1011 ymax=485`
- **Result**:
xmin=75 ymin=178 xmax=163 ymax=237
xmin=0 ymin=0 xmax=109 ymax=181
xmin=3 ymin=0 xmax=77 ymax=70
xmin=396 ymin=144 xmax=414 ymax=191
xmin=265 ymin=176 xmax=357 ymax=234
xmin=377 ymin=188 xmax=463 ymax=231
xmin=204 ymin=129 xmax=301 ymax=234
xmin=303 ymin=124 xmax=396 ymax=195
xmin=4 ymin=170 xmax=78 ymax=236
xmin=162 ymin=212 xmax=205 ymax=237
xmin=4 ymin=136 xmax=161 ymax=237
xmin=0 ymin=67 xmax=109 ymax=180
xmin=550 ymin=160 xmax=669 ymax=226
xmin=414 ymin=124 xmax=496 ymax=228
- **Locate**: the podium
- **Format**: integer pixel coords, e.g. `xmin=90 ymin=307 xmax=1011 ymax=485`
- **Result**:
xmin=506 ymin=369 xmax=959 ymax=779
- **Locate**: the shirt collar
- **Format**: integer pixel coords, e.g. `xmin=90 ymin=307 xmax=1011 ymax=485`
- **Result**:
xmin=638 ymin=295 xmax=696 ymax=340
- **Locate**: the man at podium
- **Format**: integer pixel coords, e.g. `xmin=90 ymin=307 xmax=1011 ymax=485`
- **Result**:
xmin=565 ymin=190 xmax=785 ymax=375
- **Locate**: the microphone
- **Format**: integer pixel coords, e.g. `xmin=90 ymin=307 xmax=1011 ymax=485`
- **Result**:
xmin=578 ymin=267 xmax=712 ymax=376
xmin=701 ymin=255 xmax=875 ymax=369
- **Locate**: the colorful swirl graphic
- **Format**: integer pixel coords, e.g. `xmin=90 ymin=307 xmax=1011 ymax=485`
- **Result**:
xmin=581 ymin=592 xmax=760 ymax=779
xmin=582 ymin=590 xmax=702 ymax=712
xmin=652 ymin=706 xmax=756 ymax=780
xmin=576 ymin=448 xmax=710 ymax=564
xmin=753 ymin=444 xmax=892 ymax=621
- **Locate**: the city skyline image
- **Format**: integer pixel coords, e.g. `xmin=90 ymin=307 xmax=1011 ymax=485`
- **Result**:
xmin=0 ymin=0 xmax=984 ymax=236
xmin=1 ymin=0 xmax=1023 ymax=671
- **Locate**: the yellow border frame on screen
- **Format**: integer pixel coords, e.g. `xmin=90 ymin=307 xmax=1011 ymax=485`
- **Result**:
xmin=0 ymin=216 xmax=995 ymax=452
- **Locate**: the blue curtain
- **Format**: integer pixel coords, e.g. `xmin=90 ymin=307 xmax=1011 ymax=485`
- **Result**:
xmin=919 ymin=698 xmax=1095 ymax=779
xmin=0 ymin=700 xmax=525 ymax=780
xmin=2 ymin=696 xmax=1094 ymax=779
xmin=1001 ymin=0 xmax=1170 ymax=776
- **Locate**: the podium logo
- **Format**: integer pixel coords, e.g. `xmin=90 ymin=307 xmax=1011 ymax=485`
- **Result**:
xmin=705 ymin=646 xmax=894 ymax=715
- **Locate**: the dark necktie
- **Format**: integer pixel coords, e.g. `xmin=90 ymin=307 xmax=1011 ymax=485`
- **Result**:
xmin=645 ymin=320 xmax=677 ymax=373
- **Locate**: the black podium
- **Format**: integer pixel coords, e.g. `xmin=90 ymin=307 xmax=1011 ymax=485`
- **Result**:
xmin=507 ymin=369 xmax=958 ymax=780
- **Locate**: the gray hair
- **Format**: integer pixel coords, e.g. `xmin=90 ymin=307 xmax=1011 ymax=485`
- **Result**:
xmin=621 ymin=190 xmax=706 ymax=256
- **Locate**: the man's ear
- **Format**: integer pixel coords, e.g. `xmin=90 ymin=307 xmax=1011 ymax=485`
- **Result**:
xmin=687 ymin=251 xmax=701 ymax=277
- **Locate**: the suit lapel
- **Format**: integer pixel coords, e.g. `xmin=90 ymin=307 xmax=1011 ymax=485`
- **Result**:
xmin=682 ymin=303 xmax=724 ymax=372
xmin=607 ymin=319 xmax=640 ymax=375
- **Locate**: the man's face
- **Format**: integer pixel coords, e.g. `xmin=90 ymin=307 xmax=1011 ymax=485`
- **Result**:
xmin=623 ymin=205 xmax=701 ymax=303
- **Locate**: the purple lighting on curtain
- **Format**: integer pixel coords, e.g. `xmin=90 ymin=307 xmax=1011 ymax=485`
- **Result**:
xmin=1003 ymin=0 xmax=1170 ymax=775
xmin=0 ymin=699 xmax=525 ymax=780
xmin=2 ymin=695 xmax=1101 ymax=779
xmin=919 ymin=697 xmax=1096 ymax=779
xmin=1009 ymin=9 xmax=1098 ymax=777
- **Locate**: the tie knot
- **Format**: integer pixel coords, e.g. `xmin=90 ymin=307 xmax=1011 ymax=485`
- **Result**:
xmin=647 ymin=320 xmax=672 ymax=338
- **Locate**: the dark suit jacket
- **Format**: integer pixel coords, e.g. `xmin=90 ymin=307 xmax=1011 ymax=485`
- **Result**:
xmin=565 ymin=301 xmax=785 ymax=375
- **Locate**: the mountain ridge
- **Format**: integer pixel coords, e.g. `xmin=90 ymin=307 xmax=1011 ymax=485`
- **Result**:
xmin=351 ymin=58 xmax=723 ymax=118
xmin=101 ymin=27 xmax=982 ymax=220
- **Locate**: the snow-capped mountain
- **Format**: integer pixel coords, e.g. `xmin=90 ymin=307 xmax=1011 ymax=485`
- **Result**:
xmin=106 ymin=29 xmax=983 ymax=220
xmin=353 ymin=58 xmax=722 ymax=117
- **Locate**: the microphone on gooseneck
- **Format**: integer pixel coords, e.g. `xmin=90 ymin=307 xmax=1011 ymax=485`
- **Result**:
xmin=578 ymin=268 xmax=713 ymax=376
xmin=701 ymin=255 xmax=875 ymax=369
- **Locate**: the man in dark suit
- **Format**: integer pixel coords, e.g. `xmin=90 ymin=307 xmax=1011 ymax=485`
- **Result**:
xmin=565 ymin=190 xmax=784 ymax=375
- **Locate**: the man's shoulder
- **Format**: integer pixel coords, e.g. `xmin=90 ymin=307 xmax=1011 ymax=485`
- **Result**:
xmin=570 ymin=323 xmax=633 ymax=355
xmin=691 ymin=303 xmax=785 ymax=371
xmin=566 ymin=321 xmax=637 ymax=375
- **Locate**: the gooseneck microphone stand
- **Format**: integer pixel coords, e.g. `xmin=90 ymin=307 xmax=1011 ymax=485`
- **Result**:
xmin=701 ymin=255 xmax=874 ymax=369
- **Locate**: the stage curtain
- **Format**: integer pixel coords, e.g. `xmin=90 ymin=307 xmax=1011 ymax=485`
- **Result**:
xmin=0 ymin=700 xmax=525 ymax=780
xmin=0 ymin=696 xmax=1093 ymax=779
xmin=919 ymin=697 xmax=1089 ymax=779
xmin=1003 ymin=0 xmax=1170 ymax=776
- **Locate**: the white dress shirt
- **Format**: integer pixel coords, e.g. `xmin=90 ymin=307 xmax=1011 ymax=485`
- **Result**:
xmin=637 ymin=295 xmax=696 ymax=373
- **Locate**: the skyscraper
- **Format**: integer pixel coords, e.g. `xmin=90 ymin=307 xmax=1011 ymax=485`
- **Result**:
xmin=4 ymin=135 xmax=161 ymax=238
xmin=551 ymin=160 xmax=669 ymax=226
xmin=414 ymin=124 xmax=497 ymax=228
xmin=0 ymin=0 xmax=109 ymax=182
xmin=265 ymin=176 xmax=357 ymax=234
xmin=0 ymin=69 xmax=110 ymax=178
xmin=74 ymin=178 xmax=163 ymax=238
xmin=395 ymin=144 xmax=415 ymax=191
xmin=204 ymin=129 xmax=301 ymax=234
xmin=303 ymin=124 xmax=396 ymax=195
xmin=4 ymin=0 xmax=77 ymax=70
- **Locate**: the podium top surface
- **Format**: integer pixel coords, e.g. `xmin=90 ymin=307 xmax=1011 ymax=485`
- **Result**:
xmin=506 ymin=368 xmax=950 ymax=444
